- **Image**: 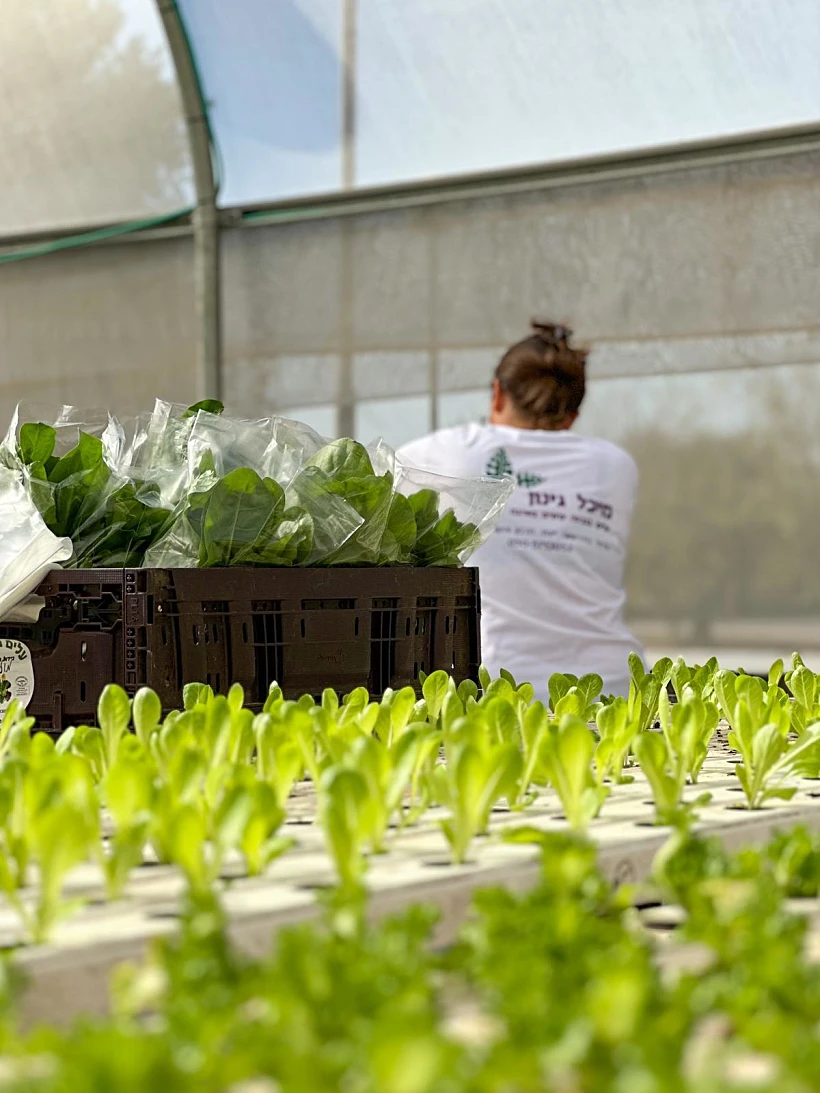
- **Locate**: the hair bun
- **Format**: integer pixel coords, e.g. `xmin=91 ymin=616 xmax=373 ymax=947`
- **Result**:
xmin=530 ymin=320 xmax=573 ymax=344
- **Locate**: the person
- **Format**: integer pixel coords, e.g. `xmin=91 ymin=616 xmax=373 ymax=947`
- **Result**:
xmin=397 ymin=321 xmax=644 ymax=700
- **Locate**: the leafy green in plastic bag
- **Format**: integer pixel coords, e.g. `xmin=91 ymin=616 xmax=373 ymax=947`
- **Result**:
xmin=184 ymin=467 xmax=314 ymax=567
xmin=307 ymin=440 xmax=395 ymax=565
xmin=17 ymin=425 xmax=174 ymax=568
xmin=407 ymin=488 xmax=480 ymax=567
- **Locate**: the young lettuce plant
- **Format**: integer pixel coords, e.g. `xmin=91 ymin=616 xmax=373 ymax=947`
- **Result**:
xmin=236 ymin=779 xmax=292 ymax=876
xmin=395 ymin=723 xmax=441 ymax=826
xmin=318 ymin=765 xmax=371 ymax=892
xmin=14 ymin=745 xmax=100 ymax=942
xmin=0 ymin=701 xmax=35 ymax=763
xmin=785 ymin=658 xmax=820 ymax=737
xmin=379 ymin=686 xmax=420 ymax=748
xmin=477 ymin=669 xmax=535 ymax=732
xmin=512 ymin=701 xmax=552 ymax=808
xmin=728 ymin=700 xmax=820 ymax=809
xmin=541 ymin=716 xmax=608 ymax=832
xmin=633 ymin=733 xmax=694 ymax=828
xmin=98 ymin=684 xmax=133 ymax=771
xmin=548 ymin=673 xmax=604 ymax=724
xmin=638 ymin=687 xmax=715 ymax=827
xmin=715 ymin=670 xmax=790 ymax=735
xmin=429 ymin=722 xmax=522 ymax=864
xmin=627 ymin=653 xmax=673 ymax=731
xmin=253 ymin=710 xmax=306 ymax=806
xmin=345 ymin=731 xmax=425 ymax=853
xmin=669 ymin=656 xmax=718 ymax=704
xmin=658 ymin=686 xmax=719 ymax=785
xmin=101 ymin=740 xmax=156 ymax=900
xmin=58 ymin=684 xmax=134 ymax=782
xmin=594 ymin=698 xmax=641 ymax=786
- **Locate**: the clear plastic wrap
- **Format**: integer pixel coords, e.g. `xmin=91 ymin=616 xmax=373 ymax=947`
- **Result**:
xmin=394 ymin=459 xmax=514 ymax=566
xmin=120 ymin=399 xmax=223 ymax=510
xmin=2 ymin=403 xmax=174 ymax=568
xmin=304 ymin=438 xmax=397 ymax=565
xmin=185 ymin=410 xmax=327 ymax=489
xmin=145 ymin=413 xmax=363 ymax=568
xmin=0 ymin=464 xmax=72 ymax=622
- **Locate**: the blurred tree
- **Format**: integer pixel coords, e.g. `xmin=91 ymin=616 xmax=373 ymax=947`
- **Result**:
xmin=0 ymin=0 xmax=191 ymax=234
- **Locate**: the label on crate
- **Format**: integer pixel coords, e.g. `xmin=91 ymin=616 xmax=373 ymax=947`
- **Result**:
xmin=0 ymin=640 xmax=34 ymax=717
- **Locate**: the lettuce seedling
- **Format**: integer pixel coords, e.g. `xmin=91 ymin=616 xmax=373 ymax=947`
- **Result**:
xmin=541 ymin=716 xmax=608 ymax=832
xmin=729 ymin=701 xmax=820 ymax=809
xmin=98 ymin=684 xmax=133 ymax=771
xmin=101 ymin=749 xmax=156 ymax=899
xmin=20 ymin=752 xmax=100 ymax=942
xmin=0 ymin=702 xmax=35 ymax=763
xmin=513 ymin=701 xmax=551 ymax=807
xmin=132 ymin=687 xmax=163 ymax=751
xmin=715 ymin=671 xmax=790 ymax=736
xmin=238 ymin=780 xmax=292 ymax=876
xmin=429 ymin=726 xmax=522 ymax=863
xmin=785 ymin=660 xmax=820 ymax=737
xmin=253 ymin=711 xmax=305 ymax=806
xmin=658 ymin=687 xmax=719 ymax=784
xmin=422 ymin=670 xmax=452 ymax=726
xmin=594 ymin=698 xmax=641 ymax=785
xmin=669 ymin=656 xmax=718 ymax=704
xmin=628 ymin=654 xmax=673 ymax=731
xmin=346 ymin=732 xmax=425 ymax=852
xmin=633 ymin=732 xmax=707 ymax=827
xmin=548 ymin=673 xmax=603 ymax=724
xmin=318 ymin=765 xmax=371 ymax=891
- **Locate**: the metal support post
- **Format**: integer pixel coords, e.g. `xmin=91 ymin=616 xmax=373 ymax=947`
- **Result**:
xmin=157 ymin=0 xmax=222 ymax=401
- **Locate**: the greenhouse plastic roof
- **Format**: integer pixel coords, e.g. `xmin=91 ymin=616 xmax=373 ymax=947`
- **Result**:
xmin=1 ymin=0 xmax=819 ymax=234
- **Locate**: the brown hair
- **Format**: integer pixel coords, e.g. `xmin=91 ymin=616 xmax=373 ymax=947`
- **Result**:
xmin=495 ymin=320 xmax=588 ymax=426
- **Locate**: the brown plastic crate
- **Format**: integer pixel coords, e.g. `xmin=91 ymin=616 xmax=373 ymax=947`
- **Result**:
xmin=0 ymin=568 xmax=481 ymax=732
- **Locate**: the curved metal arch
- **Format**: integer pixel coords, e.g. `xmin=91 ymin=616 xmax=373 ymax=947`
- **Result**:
xmin=156 ymin=0 xmax=222 ymax=400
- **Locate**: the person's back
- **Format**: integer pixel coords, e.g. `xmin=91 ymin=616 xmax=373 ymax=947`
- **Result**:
xmin=397 ymin=322 xmax=643 ymax=700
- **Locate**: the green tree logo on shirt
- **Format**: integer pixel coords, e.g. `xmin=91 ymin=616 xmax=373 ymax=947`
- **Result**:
xmin=486 ymin=447 xmax=544 ymax=487
xmin=486 ymin=448 xmax=514 ymax=477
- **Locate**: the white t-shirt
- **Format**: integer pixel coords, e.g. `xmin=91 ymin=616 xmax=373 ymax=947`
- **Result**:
xmin=398 ymin=423 xmax=644 ymax=701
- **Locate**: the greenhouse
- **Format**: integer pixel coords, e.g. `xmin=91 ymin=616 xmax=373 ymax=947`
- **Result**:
xmin=0 ymin=1 xmax=819 ymax=1089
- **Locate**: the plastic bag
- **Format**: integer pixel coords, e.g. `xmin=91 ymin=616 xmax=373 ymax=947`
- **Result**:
xmin=185 ymin=410 xmax=327 ymax=489
xmin=304 ymin=438 xmax=398 ymax=565
xmin=0 ymin=464 xmax=72 ymax=621
xmin=145 ymin=413 xmax=363 ymax=568
xmin=3 ymin=403 xmax=175 ymax=568
xmin=121 ymin=399 xmax=223 ymax=510
xmin=394 ymin=460 xmax=514 ymax=566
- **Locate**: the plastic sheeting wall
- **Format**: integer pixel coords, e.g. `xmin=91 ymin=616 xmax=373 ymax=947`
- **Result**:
xmin=177 ymin=0 xmax=820 ymax=205
xmin=221 ymin=147 xmax=820 ymax=664
xmin=0 ymin=236 xmax=197 ymax=417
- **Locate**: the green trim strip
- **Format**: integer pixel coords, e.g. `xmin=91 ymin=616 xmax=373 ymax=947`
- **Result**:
xmin=0 ymin=208 xmax=193 ymax=265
